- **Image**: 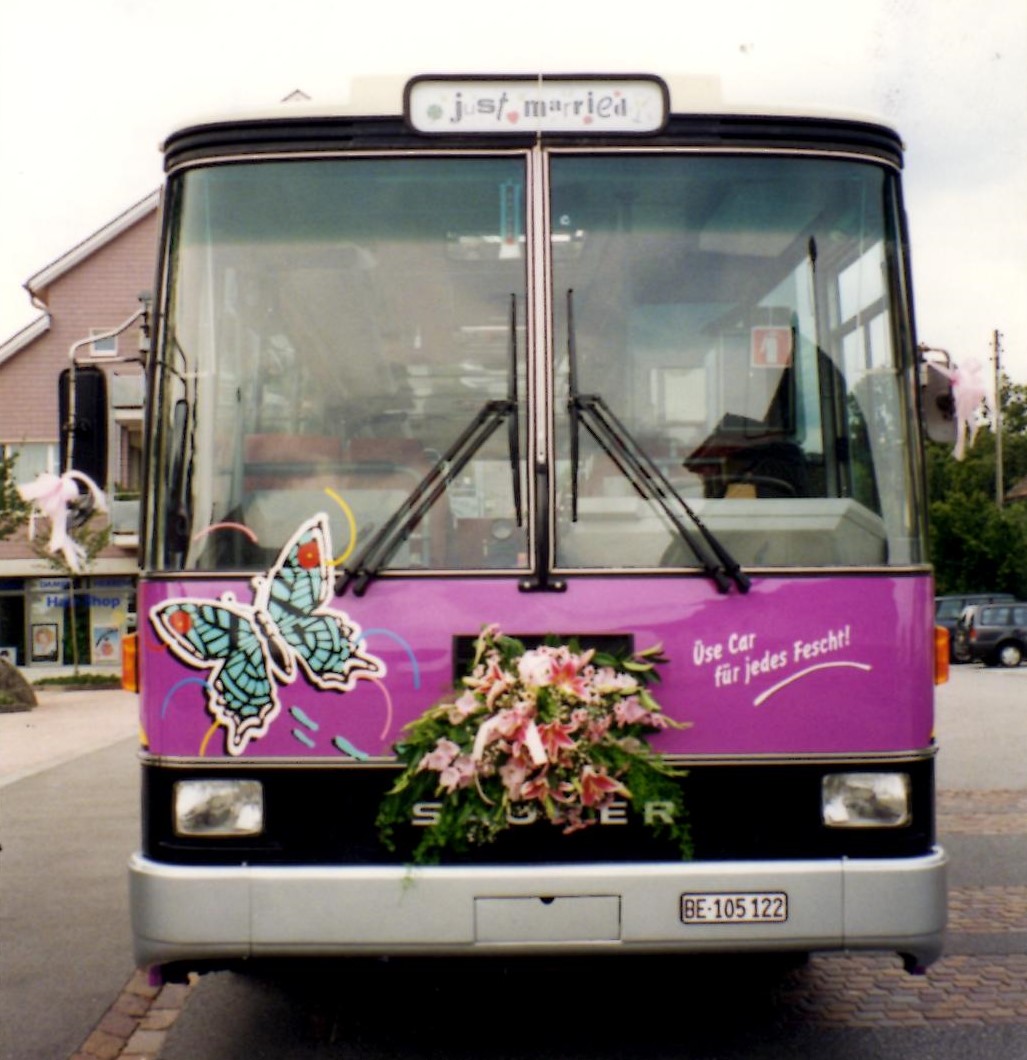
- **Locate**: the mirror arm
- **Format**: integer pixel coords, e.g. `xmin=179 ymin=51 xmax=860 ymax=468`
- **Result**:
xmin=64 ymin=299 xmax=149 ymax=474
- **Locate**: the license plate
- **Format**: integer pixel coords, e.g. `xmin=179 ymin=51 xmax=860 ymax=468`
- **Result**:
xmin=680 ymin=891 xmax=788 ymax=925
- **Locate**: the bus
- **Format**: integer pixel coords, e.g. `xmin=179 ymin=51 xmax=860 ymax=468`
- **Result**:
xmin=125 ymin=74 xmax=949 ymax=982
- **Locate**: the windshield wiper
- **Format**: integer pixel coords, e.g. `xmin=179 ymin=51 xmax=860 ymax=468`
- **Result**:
xmin=335 ymin=400 xmax=515 ymax=597
xmin=566 ymin=290 xmax=750 ymax=595
xmin=336 ymin=296 xmax=523 ymax=598
xmin=507 ymin=293 xmax=523 ymax=528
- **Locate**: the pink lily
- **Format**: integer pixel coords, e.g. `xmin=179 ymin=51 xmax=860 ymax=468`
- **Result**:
xmin=537 ymin=719 xmax=577 ymax=761
xmin=467 ymin=656 xmax=515 ymax=709
xmin=446 ymin=691 xmax=482 ymax=724
xmin=587 ymin=715 xmax=612 ymax=742
xmin=520 ymin=772 xmax=551 ymax=803
xmin=499 ymin=753 xmax=533 ymax=798
xmin=418 ymin=737 xmax=460 ymax=773
xmin=579 ymin=765 xmax=628 ymax=807
xmin=439 ymin=755 xmax=476 ymax=793
xmin=549 ymin=649 xmax=590 ymax=699
xmin=613 ymin=696 xmax=651 ymax=727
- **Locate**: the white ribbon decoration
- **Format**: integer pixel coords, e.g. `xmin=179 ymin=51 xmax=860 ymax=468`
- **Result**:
xmin=18 ymin=471 xmax=108 ymax=572
xmin=941 ymin=357 xmax=987 ymax=461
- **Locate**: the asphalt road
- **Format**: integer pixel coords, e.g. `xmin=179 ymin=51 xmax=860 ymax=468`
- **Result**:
xmin=154 ymin=659 xmax=1027 ymax=1058
xmin=1 ymin=668 xmax=1025 ymax=1059
xmin=0 ymin=688 xmax=139 ymax=1060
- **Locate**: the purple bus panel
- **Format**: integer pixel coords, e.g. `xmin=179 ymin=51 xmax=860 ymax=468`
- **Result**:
xmin=138 ymin=572 xmax=934 ymax=762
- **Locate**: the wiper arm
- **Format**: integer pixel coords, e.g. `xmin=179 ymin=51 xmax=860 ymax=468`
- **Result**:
xmin=566 ymin=291 xmax=750 ymax=595
xmin=567 ymin=290 xmax=582 ymax=522
xmin=507 ymin=293 xmax=523 ymax=528
xmin=574 ymin=394 xmax=750 ymax=594
xmin=336 ymin=400 xmax=516 ymax=597
xmin=337 ymin=296 xmax=524 ymax=598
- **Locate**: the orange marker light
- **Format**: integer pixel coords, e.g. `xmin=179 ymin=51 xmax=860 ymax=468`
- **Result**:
xmin=122 ymin=631 xmax=139 ymax=692
xmin=934 ymin=626 xmax=949 ymax=686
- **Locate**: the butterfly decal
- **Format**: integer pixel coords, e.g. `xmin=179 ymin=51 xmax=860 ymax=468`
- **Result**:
xmin=150 ymin=513 xmax=386 ymax=755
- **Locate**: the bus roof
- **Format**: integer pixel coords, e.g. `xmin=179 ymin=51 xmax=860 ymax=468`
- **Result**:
xmin=161 ymin=73 xmax=899 ymax=149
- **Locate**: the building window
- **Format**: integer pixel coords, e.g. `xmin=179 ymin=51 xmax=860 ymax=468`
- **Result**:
xmin=90 ymin=329 xmax=118 ymax=358
xmin=1 ymin=441 xmax=56 ymax=480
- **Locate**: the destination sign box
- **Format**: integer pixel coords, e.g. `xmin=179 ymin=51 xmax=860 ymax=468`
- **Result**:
xmin=405 ymin=75 xmax=669 ymax=135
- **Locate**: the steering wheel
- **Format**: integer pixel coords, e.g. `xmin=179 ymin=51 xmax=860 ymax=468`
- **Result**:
xmin=710 ymin=474 xmax=798 ymax=499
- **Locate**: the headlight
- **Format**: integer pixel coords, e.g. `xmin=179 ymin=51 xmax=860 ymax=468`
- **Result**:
xmin=173 ymin=779 xmax=264 ymax=837
xmin=821 ymin=772 xmax=911 ymax=828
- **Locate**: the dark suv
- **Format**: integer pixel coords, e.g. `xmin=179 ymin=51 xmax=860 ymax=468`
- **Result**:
xmin=935 ymin=593 xmax=1016 ymax=662
xmin=964 ymin=603 xmax=1027 ymax=668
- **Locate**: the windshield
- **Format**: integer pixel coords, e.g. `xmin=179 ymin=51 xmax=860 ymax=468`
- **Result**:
xmin=149 ymin=148 xmax=924 ymax=574
xmin=152 ymin=156 xmax=529 ymax=572
xmin=551 ymin=153 xmax=923 ymax=569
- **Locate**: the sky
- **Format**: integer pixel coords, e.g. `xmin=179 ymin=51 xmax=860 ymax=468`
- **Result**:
xmin=1 ymin=0 xmax=1024 ymax=395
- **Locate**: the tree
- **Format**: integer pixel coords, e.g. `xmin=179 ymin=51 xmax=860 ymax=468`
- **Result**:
xmin=0 ymin=449 xmax=30 ymax=541
xmin=926 ymin=371 xmax=1027 ymax=598
xmin=1000 ymin=376 xmax=1027 ymax=437
xmin=929 ymin=487 xmax=1027 ymax=598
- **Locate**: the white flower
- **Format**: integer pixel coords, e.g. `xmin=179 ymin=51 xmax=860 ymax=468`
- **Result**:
xmin=517 ymin=649 xmax=554 ymax=688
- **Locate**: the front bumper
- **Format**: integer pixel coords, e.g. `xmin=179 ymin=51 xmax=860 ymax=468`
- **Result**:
xmin=130 ymin=847 xmax=947 ymax=972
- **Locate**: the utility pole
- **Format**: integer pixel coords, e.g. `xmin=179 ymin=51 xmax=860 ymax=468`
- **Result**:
xmin=994 ymin=329 xmax=1004 ymax=508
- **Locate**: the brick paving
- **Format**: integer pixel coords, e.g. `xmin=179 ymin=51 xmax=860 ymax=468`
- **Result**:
xmin=949 ymin=886 xmax=1027 ymax=932
xmin=776 ymin=955 xmax=1027 ymax=1026
xmin=70 ymin=787 xmax=1027 ymax=1055
xmin=938 ymin=788 xmax=1027 ymax=834
xmin=70 ymin=973 xmax=194 ymax=1060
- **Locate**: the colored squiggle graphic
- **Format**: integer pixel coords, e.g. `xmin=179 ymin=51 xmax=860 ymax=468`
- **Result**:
xmin=290 ymin=706 xmax=319 ymax=731
xmin=362 ymin=628 xmax=422 ymax=689
xmin=191 ymin=522 xmax=259 ymax=544
xmin=753 ymin=661 xmax=872 ymax=707
xmin=290 ymin=705 xmax=320 ymax=748
xmin=332 ymin=735 xmax=370 ymax=761
xmin=160 ymin=676 xmax=211 ymax=719
xmin=199 ymin=721 xmax=221 ymax=756
xmin=370 ymin=677 xmax=394 ymax=741
xmin=324 ymin=488 xmax=358 ymax=567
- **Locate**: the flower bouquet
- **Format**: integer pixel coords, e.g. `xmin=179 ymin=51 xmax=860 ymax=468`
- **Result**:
xmin=377 ymin=625 xmax=692 ymax=864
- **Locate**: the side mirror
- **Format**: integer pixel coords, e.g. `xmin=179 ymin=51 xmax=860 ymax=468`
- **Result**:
xmin=919 ymin=357 xmax=956 ymax=446
xmin=59 ymin=366 xmax=109 ymax=489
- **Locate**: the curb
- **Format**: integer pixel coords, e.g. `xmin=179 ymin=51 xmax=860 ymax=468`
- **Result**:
xmin=71 ymin=972 xmax=194 ymax=1060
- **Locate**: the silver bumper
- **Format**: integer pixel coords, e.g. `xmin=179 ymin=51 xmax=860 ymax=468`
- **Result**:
xmin=130 ymin=848 xmax=947 ymax=971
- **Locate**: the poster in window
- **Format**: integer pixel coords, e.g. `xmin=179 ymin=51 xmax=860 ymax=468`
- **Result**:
xmin=31 ymin=623 xmax=59 ymax=663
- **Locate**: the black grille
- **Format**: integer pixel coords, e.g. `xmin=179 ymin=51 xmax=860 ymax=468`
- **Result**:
xmin=142 ymin=757 xmax=935 ymax=867
xmin=451 ymin=632 xmax=634 ymax=683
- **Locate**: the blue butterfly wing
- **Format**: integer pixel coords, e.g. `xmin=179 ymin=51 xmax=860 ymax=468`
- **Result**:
xmin=258 ymin=515 xmax=385 ymax=692
xmin=149 ymin=597 xmax=281 ymax=755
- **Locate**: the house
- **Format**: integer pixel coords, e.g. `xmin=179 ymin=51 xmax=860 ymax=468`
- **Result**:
xmin=1007 ymin=475 xmax=1027 ymax=503
xmin=0 ymin=193 xmax=159 ymax=668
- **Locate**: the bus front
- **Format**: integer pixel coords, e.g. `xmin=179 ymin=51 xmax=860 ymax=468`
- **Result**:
xmin=130 ymin=75 xmax=946 ymax=980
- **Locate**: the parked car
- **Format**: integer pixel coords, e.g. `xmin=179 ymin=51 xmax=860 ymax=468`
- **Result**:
xmin=964 ymin=602 xmax=1027 ymax=668
xmin=951 ymin=606 xmax=979 ymax=664
xmin=935 ymin=593 xmax=1016 ymax=662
